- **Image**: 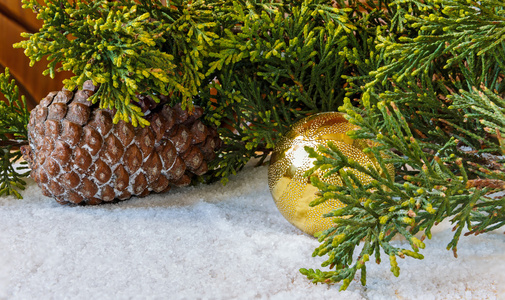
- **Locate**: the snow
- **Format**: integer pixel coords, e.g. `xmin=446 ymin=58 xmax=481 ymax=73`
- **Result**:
xmin=0 ymin=165 xmax=504 ymax=299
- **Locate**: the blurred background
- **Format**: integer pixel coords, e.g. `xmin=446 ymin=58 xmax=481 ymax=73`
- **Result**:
xmin=0 ymin=0 xmax=69 ymax=109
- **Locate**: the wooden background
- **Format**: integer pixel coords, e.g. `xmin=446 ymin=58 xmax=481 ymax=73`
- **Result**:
xmin=0 ymin=1 xmax=69 ymax=109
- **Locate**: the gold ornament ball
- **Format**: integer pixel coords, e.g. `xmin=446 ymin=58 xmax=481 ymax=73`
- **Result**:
xmin=268 ymin=112 xmax=393 ymax=236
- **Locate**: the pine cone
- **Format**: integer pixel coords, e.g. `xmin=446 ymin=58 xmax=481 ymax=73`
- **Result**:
xmin=21 ymin=82 xmax=221 ymax=205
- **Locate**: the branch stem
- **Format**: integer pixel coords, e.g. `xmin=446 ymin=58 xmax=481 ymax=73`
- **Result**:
xmin=0 ymin=140 xmax=29 ymax=147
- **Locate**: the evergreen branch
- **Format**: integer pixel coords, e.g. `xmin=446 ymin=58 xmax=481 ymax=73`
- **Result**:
xmin=0 ymin=140 xmax=29 ymax=147
xmin=449 ymin=87 xmax=505 ymax=151
xmin=376 ymin=0 xmax=505 ymax=90
xmin=303 ymin=4 xmax=505 ymax=280
xmin=0 ymin=69 xmax=30 ymax=199
xmin=15 ymin=0 xmax=219 ymax=127
xmin=201 ymin=0 xmax=355 ymax=181
xmin=304 ymin=79 xmax=505 ymax=288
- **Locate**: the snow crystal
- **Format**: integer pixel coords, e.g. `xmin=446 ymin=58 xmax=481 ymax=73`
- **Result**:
xmin=0 ymin=165 xmax=503 ymax=299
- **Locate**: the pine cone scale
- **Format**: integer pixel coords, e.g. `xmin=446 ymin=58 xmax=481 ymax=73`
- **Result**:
xmin=48 ymin=103 xmax=67 ymax=120
xmin=103 ymin=135 xmax=124 ymax=165
xmin=61 ymin=120 xmax=82 ymax=147
xmin=54 ymin=90 xmax=73 ymax=103
xmin=39 ymin=91 xmax=57 ymax=107
xmin=67 ymin=103 xmax=90 ymax=126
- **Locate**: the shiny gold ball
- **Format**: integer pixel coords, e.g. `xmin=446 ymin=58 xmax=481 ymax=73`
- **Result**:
xmin=268 ymin=112 xmax=394 ymax=235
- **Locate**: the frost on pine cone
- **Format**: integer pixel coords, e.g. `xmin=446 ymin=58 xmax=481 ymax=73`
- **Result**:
xmin=21 ymin=82 xmax=221 ymax=205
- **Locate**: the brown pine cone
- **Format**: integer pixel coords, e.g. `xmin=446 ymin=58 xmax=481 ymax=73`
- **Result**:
xmin=21 ymin=82 xmax=221 ymax=205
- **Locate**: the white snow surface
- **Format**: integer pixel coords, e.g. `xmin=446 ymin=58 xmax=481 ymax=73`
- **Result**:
xmin=1 ymin=165 xmax=504 ymax=300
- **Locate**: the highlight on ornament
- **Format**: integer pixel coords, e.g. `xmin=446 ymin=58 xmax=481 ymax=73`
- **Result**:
xmin=268 ymin=112 xmax=394 ymax=236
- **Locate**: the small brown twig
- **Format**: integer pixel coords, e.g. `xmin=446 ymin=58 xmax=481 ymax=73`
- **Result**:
xmin=466 ymin=179 xmax=505 ymax=190
xmin=0 ymin=140 xmax=29 ymax=147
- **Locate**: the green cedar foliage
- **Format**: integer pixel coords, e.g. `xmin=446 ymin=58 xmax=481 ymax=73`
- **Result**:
xmin=199 ymin=0 xmax=357 ymax=183
xmin=0 ymin=69 xmax=30 ymax=199
xmin=301 ymin=0 xmax=505 ymax=290
xmin=15 ymin=0 xmax=219 ymax=127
